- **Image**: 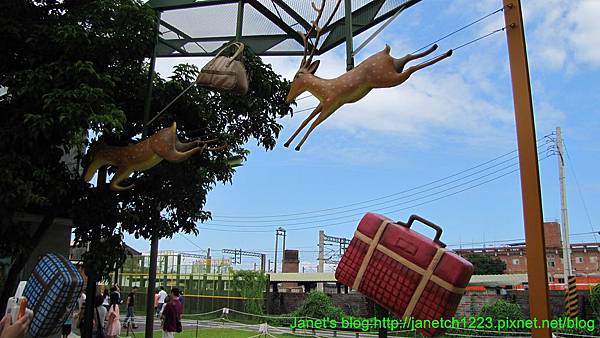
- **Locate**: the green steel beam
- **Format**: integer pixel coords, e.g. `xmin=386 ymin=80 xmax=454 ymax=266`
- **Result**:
xmin=271 ymin=0 xmax=311 ymax=31
xmin=157 ymin=34 xmax=288 ymax=56
xmin=158 ymin=37 xmax=187 ymax=54
xmin=344 ymin=0 xmax=354 ymax=70
xmin=235 ymin=0 xmax=244 ymax=41
xmin=246 ymin=0 xmax=305 ymax=47
xmin=320 ymin=0 xmax=422 ymax=54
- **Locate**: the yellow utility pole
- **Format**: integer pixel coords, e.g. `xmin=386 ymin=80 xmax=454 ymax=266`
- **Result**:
xmin=503 ymin=0 xmax=552 ymax=337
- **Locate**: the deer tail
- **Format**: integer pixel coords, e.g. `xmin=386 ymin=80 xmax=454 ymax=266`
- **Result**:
xmin=384 ymin=44 xmax=391 ymax=54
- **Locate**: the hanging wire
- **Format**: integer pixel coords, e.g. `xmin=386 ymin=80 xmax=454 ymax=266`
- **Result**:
xmin=563 ymin=141 xmax=599 ymax=242
xmin=412 ymin=26 xmax=506 ymax=68
xmin=453 ymin=26 xmax=506 ymax=51
xmin=411 ymin=6 xmax=505 ymax=54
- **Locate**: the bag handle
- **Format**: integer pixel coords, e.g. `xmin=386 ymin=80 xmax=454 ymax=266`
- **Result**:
xmin=214 ymin=42 xmax=245 ymax=65
xmin=396 ymin=214 xmax=446 ymax=248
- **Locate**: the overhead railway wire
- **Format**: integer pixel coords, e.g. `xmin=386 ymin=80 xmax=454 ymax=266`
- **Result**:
xmin=197 ymin=153 xmax=555 ymax=233
xmin=213 ymin=134 xmax=554 ymax=221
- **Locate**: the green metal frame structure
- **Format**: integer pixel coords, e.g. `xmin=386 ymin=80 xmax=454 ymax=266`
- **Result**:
xmin=147 ymin=0 xmax=422 ymax=58
xmin=140 ymin=1 xmax=423 ymax=336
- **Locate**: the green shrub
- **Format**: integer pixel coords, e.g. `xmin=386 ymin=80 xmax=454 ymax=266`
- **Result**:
xmin=292 ymin=291 xmax=345 ymax=321
xmin=479 ymin=300 xmax=524 ymax=332
xmin=590 ymin=284 xmax=600 ymax=319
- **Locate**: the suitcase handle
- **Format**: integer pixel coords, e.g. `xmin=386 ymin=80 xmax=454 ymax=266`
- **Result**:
xmin=396 ymin=215 xmax=446 ymax=248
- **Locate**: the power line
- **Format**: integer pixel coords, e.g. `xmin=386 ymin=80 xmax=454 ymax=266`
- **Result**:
xmin=214 ymin=135 xmax=553 ymax=219
xmin=197 ymin=153 xmax=554 ymax=233
xmin=206 ymin=159 xmax=531 ymax=227
xmin=563 ymin=141 xmax=598 ymax=242
xmin=211 ymin=155 xmax=524 ymax=224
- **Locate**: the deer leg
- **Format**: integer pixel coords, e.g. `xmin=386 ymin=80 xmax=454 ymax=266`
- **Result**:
xmin=83 ymin=159 xmax=107 ymax=182
xmin=165 ymin=146 xmax=205 ymax=163
xmin=109 ymin=167 xmax=135 ymax=191
xmin=284 ymin=104 xmax=322 ymax=148
xmin=175 ymin=138 xmax=200 ymax=152
xmin=405 ymin=49 xmax=453 ymax=75
xmin=393 ymin=44 xmax=438 ymax=72
xmin=294 ymin=111 xmax=330 ymax=151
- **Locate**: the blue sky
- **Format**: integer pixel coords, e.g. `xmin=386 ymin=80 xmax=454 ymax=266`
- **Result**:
xmin=125 ymin=0 xmax=600 ymax=272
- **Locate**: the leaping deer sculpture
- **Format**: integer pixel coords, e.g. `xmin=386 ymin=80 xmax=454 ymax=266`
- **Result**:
xmin=84 ymin=122 xmax=225 ymax=191
xmin=284 ymin=0 xmax=453 ymax=151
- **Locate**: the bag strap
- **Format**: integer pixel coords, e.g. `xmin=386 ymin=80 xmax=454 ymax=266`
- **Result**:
xmin=214 ymin=42 xmax=245 ymax=66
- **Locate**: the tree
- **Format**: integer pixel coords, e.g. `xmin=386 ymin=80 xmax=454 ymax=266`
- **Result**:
xmin=463 ymin=253 xmax=506 ymax=275
xmin=232 ymin=270 xmax=267 ymax=315
xmin=0 ymin=0 xmax=291 ymax=312
xmin=0 ymin=0 xmax=156 ymax=309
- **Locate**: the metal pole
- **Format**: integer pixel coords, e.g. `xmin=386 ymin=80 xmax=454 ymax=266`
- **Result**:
xmin=318 ymin=230 xmax=325 ymax=291
xmin=236 ymin=0 xmax=244 ymax=42
xmin=318 ymin=231 xmax=325 ymax=273
xmin=557 ymin=127 xmax=573 ymax=281
xmin=344 ymin=0 xmax=354 ymax=70
xmin=282 ymin=229 xmax=286 ymax=272
xmin=144 ymin=10 xmax=162 ymax=338
xmin=274 ymin=230 xmax=279 ymax=274
xmin=503 ymin=1 xmax=551 ymax=336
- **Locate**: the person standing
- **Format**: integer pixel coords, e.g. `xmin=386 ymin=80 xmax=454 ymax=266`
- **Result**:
xmin=105 ymin=292 xmax=121 ymax=338
xmin=94 ymin=294 xmax=107 ymax=338
xmin=154 ymin=289 xmax=160 ymax=317
xmin=102 ymin=288 xmax=110 ymax=311
xmin=156 ymin=286 xmax=168 ymax=318
xmin=123 ymin=286 xmax=138 ymax=329
xmin=161 ymin=288 xmax=182 ymax=338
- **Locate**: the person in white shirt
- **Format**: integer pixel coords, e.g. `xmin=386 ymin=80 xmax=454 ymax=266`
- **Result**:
xmin=156 ymin=287 xmax=168 ymax=318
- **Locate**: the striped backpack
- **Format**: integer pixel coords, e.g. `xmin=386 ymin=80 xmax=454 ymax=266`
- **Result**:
xmin=23 ymin=253 xmax=84 ymax=337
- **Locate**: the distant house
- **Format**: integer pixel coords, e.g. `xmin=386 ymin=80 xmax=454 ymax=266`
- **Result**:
xmin=455 ymin=221 xmax=600 ymax=283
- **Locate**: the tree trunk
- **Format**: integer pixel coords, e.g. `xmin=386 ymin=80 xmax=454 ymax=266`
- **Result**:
xmin=82 ymin=270 xmax=97 ymax=338
xmin=0 ymin=214 xmax=55 ymax=314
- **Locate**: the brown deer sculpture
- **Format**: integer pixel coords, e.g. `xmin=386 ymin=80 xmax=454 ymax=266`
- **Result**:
xmin=284 ymin=0 xmax=453 ymax=151
xmin=83 ymin=122 xmax=225 ymax=191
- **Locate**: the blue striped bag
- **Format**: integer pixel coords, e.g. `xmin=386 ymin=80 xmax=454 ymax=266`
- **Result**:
xmin=23 ymin=253 xmax=84 ymax=337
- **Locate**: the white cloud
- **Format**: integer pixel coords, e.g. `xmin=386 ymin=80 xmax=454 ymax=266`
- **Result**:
xmin=525 ymin=0 xmax=600 ymax=70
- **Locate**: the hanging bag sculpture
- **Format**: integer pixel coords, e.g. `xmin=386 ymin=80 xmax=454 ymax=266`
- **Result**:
xmin=195 ymin=42 xmax=249 ymax=95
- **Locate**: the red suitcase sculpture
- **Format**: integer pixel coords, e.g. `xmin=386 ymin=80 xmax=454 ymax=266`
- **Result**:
xmin=335 ymin=213 xmax=473 ymax=336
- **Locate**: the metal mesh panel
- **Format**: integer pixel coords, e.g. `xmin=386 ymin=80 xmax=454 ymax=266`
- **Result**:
xmin=242 ymin=3 xmax=285 ymax=36
xmin=161 ymin=3 xmax=238 ymax=37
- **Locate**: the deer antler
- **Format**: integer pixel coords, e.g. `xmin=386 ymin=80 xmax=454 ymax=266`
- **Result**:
xmin=299 ymin=0 xmax=342 ymax=67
